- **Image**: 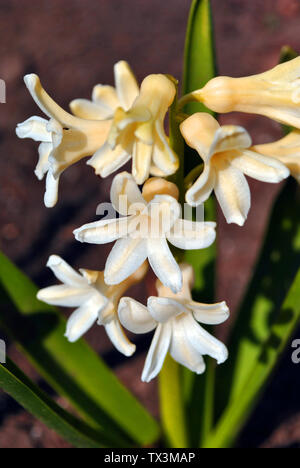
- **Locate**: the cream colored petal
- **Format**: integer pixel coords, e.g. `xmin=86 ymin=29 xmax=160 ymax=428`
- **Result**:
xmin=141 ymin=323 xmax=172 ymax=383
xmin=147 ymin=238 xmax=182 ymax=294
xmin=152 ymin=120 xmax=179 ymax=176
xmin=114 ymin=61 xmax=139 ymax=111
xmin=147 ymin=297 xmax=186 ymax=323
xmin=92 ymin=84 xmax=119 ymax=111
xmin=132 ymin=140 xmax=152 ymax=184
xmin=148 ymin=194 xmax=181 ymax=234
xmin=74 ymin=216 xmax=136 ymax=245
xmin=188 ymin=301 xmax=229 ymax=325
xmin=253 ymin=130 xmax=300 ymax=182
xmin=185 ymin=163 xmax=215 ymax=207
xmin=65 ymin=297 xmax=100 ymax=343
xmin=180 ymin=113 xmax=220 ymax=161
xmin=118 ymin=297 xmax=156 ymax=334
xmin=214 ymin=162 xmax=251 ymax=226
xmin=87 ymin=142 xmax=130 ymax=178
xmin=70 ymin=98 xmax=113 ymax=120
xmin=182 ymin=314 xmax=228 ymax=364
xmin=44 ymin=170 xmax=59 ymax=208
xmin=37 ymin=284 xmax=93 ymax=307
xmin=137 ymin=74 xmax=176 ymax=117
xmin=35 ymin=142 xmax=52 ymax=180
xmin=16 ymin=116 xmax=52 ymax=142
xmin=170 ymin=316 xmax=206 ymax=374
xmin=46 ymin=255 xmax=87 ymax=287
xmin=105 ymin=237 xmax=148 ymax=285
xmin=231 ymin=149 xmax=289 ymax=183
xmin=209 ymin=125 xmax=252 ymax=158
xmin=104 ymin=317 xmax=136 ymax=357
xmin=110 ymin=171 xmax=146 ymax=216
xmin=167 ymin=219 xmax=216 ymax=250
xmin=24 ymin=74 xmax=83 ymax=127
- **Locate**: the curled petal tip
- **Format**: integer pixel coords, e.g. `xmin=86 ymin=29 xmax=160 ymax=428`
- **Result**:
xmin=24 ymin=73 xmax=39 ymax=89
xmin=46 ymin=255 xmax=61 ymax=268
xmin=73 ymin=228 xmax=84 ymax=242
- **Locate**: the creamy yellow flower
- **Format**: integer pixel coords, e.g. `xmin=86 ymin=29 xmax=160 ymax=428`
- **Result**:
xmin=37 ymin=255 xmax=147 ymax=355
xmin=107 ymin=73 xmax=179 ymax=184
xmin=118 ymin=264 xmax=229 ymax=382
xmin=181 ymin=113 xmax=289 ymax=226
xmin=187 ymin=57 xmax=300 ymax=129
xmin=253 ymin=130 xmax=300 ymax=183
xmin=16 ymin=74 xmax=111 ymax=207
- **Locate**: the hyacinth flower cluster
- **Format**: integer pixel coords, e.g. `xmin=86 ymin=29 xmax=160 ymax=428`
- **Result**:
xmin=16 ymin=57 xmax=300 ymax=382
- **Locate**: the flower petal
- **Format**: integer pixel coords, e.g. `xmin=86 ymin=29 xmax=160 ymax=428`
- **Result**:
xmin=46 ymin=255 xmax=87 ymax=287
xmin=214 ymin=161 xmax=250 ymax=226
xmin=114 ymin=61 xmax=139 ymax=111
xmin=185 ymin=163 xmax=215 ymax=207
xmin=37 ymin=284 xmax=94 ymax=307
xmin=182 ymin=314 xmax=228 ymax=364
xmin=44 ymin=170 xmax=59 ymax=208
xmin=147 ymin=238 xmax=182 ymax=293
xmin=147 ymin=297 xmax=186 ymax=323
xmin=110 ymin=171 xmax=146 ymax=216
xmin=16 ymin=116 xmax=52 ymax=142
xmin=231 ymin=149 xmax=290 ymax=183
xmin=152 ymin=120 xmax=179 ymax=176
xmin=169 ymin=316 xmax=206 ymax=374
xmin=180 ymin=113 xmax=220 ymax=161
xmin=104 ymin=317 xmax=136 ymax=357
xmin=105 ymin=237 xmax=148 ymax=285
xmin=188 ymin=301 xmax=229 ymax=325
xmin=74 ymin=216 xmax=136 ymax=245
xmin=92 ymin=84 xmax=119 ymax=112
xmin=167 ymin=219 xmax=216 ymax=250
xmin=70 ymin=98 xmax=113 ymax=120
xmin=141 ymin=323 xmax=172 ymax=383
xmin=132 ymin=140 xmax=152 ymax=184
xmin=87 ymin=142 xmax=130 ymax=178
xmin=35 ymin=142 xmax=52 ymax=180
xmin=65 ymin=297 xmax=100 ymax=342
xmin=209 ymin=125 xmax=252 ymax=157
xmin=118 ymin=297 xmax=156 ymax=333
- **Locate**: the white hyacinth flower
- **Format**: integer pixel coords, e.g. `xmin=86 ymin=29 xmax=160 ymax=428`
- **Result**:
xmin=118 ymin=263 xmax=229 ymax=382
xmin=74 ymin=172 xmax=216 ymax=294
xmin=181 ymin=113 xmax=289 ymax=226
xmin=37 ymin=255 xmax=147 ymax=356
xmin=16 ymin=74 xmax=111 ymax=207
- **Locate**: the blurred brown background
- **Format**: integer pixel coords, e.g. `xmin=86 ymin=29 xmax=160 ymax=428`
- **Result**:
xmin=0 ymin=0 xmax=300 ymax=448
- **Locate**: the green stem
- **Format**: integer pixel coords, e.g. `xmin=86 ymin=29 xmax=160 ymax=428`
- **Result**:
xmin=158 ymin=75 xmax=188 ymax=448
xmin=159 ymin=355 xmax=188 ymax=448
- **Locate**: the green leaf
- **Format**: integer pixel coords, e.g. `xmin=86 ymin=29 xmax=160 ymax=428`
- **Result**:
xmin=0 ymin=251 xmax=160 ymax=446
xmin=204 ymin=266 xmax=300 ymax=448
xmin=182 ymin=0 xmax=217 ymax=447
xmin=0 ymin=358 xmax=117 ymax=448
xmin=216 ymin=179 xmax=300 ymax=417
xmin=183 ymin=0 xmax=216 ymax=115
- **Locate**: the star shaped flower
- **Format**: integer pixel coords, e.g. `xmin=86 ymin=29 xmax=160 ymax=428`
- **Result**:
xmin=118 ymin=263 xmax=229 ymax=382
xmin=16 ymin=74 xmax=111 ymax=207
xmin=37 ymin=255 xmax=147 ymax=356
xmin=181 ymin=113 xmax=289 ymax=225
xmin=74 ymin=172 xmax=216 ymax=293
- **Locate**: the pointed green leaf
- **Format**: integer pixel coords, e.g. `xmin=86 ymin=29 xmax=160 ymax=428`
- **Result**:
xmin=216 ymin=179 xmax=300 ymax=417
xmin=205 ymin=266 xmax=300 ymax=448
xmin=0 ymin=358 xmax=119 ymax=448
xmin=0 ymin=251 xmax=160 ymax=446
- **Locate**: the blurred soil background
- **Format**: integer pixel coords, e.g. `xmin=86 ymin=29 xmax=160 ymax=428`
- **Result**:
xmin=0 ymin=0 xmax=300 ymax=448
